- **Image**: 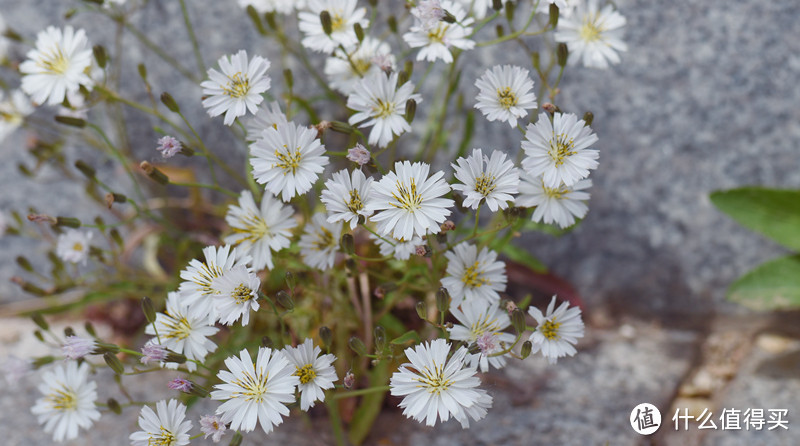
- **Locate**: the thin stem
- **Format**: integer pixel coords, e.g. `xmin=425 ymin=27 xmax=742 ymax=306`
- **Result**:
xmin=331 ymin=385 xmax=391 ymax=400
xmin=170 ymin=181 xmax=238 ymax=197
xmin=477 ymin=10 xmax=539 ymax=47
xmin=178 ymin=0 xmax=205 ymax=74
xmin=122 ymin=21 xmax=198 ymax=82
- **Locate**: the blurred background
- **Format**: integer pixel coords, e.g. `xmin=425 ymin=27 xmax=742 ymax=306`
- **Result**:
xmin=1 ymin=0 xmax=799 ymax=445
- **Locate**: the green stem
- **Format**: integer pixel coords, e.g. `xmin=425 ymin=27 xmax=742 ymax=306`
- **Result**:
xmin=122 ymin=21 xmax=198 ymax=82
xmin=477 ymin=10 xmax=538 ymax=47
xmin=170 ymin=181 xmax=238 ymax=197
xmin=178 ymin=0 xmax=205 ymax=74
xmin=331 ymin=385 xmax=391 ymax=400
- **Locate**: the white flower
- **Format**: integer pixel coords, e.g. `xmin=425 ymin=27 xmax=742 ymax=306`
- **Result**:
xmin=239 ymin=0 xmax=301 ymax=14
xmin=521 ymin=112 xmax=599 ymax=188
xmin=412 ymin=0 xmax=446 ymax=30
xmin=367 ymin=161 xmax=454 ymax=240
xmin=224 ymin=190 xmax=297 ymax=271
xmin=179 ymin=245 xmax=251 ymax=321
xmin=211 ymin=347 xmax=300 ymax=434
xmin=0 ymin=13 xmax=9 ymax=62
xmin=474 ymin=65 xmax=537 ymax=128
xmin=20 ymin=26 xmax=93 ymax=106
xmin=201 ymin=50 xmax=271 ymax=125
xmin=321 ymin=168 xmax=374 ymax=229
xmin=441 ymin=243 xmax=506 ymax=307
xmin=283 ymin=338 xmax=338 ymax=411
xmin=31 ymin=361 xmax=101 ymax=442
xmin=245 ymin=101 xmax=288 ymax=142
xmin=516 ymin=175 xmax=591 ymax=228
xmin=448 ymin=300 xmax=515 ymax=372
xmin=298 ymin=213 xmax=342 ymax=271
xmin=156 ymin=135 xmax=182 ymax=158
xmin=299 ymin=0 xmax=369 ymax=54
xmin=145 ymin=292 xmax=219 ymax=372
xmin=200 ymin=414 xmax=227 ymax=443
xmin=455 ymin=0 xmax=492 ymax=19
xmin=554 ymin=0 xmax=627 ymax=68
xmin=390 ymin=339 xmax=492 ymax=428
xmin=56 ymin=229 xmax=92 ymax=265
xmin=210 ymin=264 xmax=261 ymax=326
xmin=61 ymin=336 xmax=96 ymax=360
xmin=325 ymin=37 xmax=396 ymax=95
xmin=528 ymin=296 xmax=584 ymax=364
xmin=403 ymin=1 xmax=475 ymax=64
xmin=347 ymin=71 xmax=422 ymax=148
xmin=371 ymin=233 xmax=425 ymax=261
xmin=250 ymin=121 xmax=329 ymax=201
xmin=451 ymin=149 xmax=519 ymax=212
xmin=130 ymin=399 xmax=192 ymax=446
xmin=0 ymin=89 xmax=35 ymax=142
xmin=346 ymin=143 xmax=371 ymax=166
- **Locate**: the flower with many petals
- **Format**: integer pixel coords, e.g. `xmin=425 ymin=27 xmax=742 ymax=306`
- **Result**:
xmin=321 ymin=168 xmax=374 ymax=229
xmin=179 ymin=245 xmax=251 ymax=321
xmin=299 ymin=0 xmax=369 ymax=54
xmin=224 ymin=191 xmax=296 ymax=271
xmin=441 ymin=243 xmax=506 ymax=307
xmin=245 ymin=101 xmax=288 ymax=142
xmin=283 ymin=339 xmax=338 ymax=411
xmin=31 ymin=361 xmax=101 ymax=442
xmin=20 ymin=26 xmax=93 ymax=106
xmin=448 ymin=300 xmax=515 ymax=372
xmin=554 ymin=0 xmax=627 ymax=68
xmin=130 ymin=399 xmax=192 ymax=446
xmin=325 ymin=37 xmax=396 ymax=95
xmin=0 ymin=90 xmax=34 ymax=142
xmin=61 ymin=336 xmax=96 ymax=360
xmin=210 ymin=264 xmax=261 ymax=326
xmin=298 ymin=213 xmax=342 ymax=271
xmin=528 ymin=296 xmax=585 ymax=364
xmin=403 ymin=1 xmax=475 ymax=63
xmin=451 ymin=148 xmax=519 ymax=211
xmin=516 ymin=175 xmax=591 ymax=228
xmin=474 ymin=65 xmax=537 ymax=128
xmin=201 ymin=50 xmax=271 ymax=125
xmin=347 ymin=71 xmax=422 ymax=148
xmin=56 ymin=229 xmax=92 ymax=265
xmin=200 ymin=414 xmax=227 ymax=443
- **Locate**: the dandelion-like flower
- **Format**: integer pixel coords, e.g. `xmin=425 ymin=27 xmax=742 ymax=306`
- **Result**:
xmin=528 ymin=296 xmax=585 ymax=364
xmin=347 ymin=71 xmax=422 ymax=148
xmin=20 ymin=26 xmax=93 ymax=106
xmin=129 ymin=399 xmax=192 ymax=446
xmin=441 ymin=243 xmax=506 ymax=307
xmin=451 ymin=149 xmax=519 ymax=211
xmin=145 ymin=292 xmax=219 ymax=372
xmin=403 ymin=1 xmax=475 ymax=64
xmin=282 ymin=338 xmax=338 ymax=411
xmin=299 ymin=0 xmax=369 ymax=54
xmin=156 ymin=135 xmax=182 ymax=158
xmin=448 ymin=300 xmax=515 ymax=372
xmin=61 ymin=336 xmax=96 ymax=360
xmin=321 ymin=168 xmax=374 ymax=229
xmin=210 ymin=264 xmax=261 ymax=326
xmin=200 ymin=414 xmax=227 ymax=443
xmin=201 ymin=50 xmax=271 ymax=125
xmin=371 ymin=233 xmax=425 ymax=261
xmin=554 ymin=0 xmax=627 ymax=68
xmin=474 ymin=65 xmax=537 ymax=128
xmin=325 ymin=37 xmax=396 ymax=95
xmin=179 ymin=245 xmax=250 ymax=321
xmin=245 ymin=101 xmax=288 ymax=142
xmin=367 ymin=161 xmax=454 ymax=241
xmin=516 ymin=175 xmax=591 ymax=228
xmin=250 ymin=121 xmax=330 ymax=201
xmin=211 ymin=347 xmax=300 ymax=434
xmin=56 ymin=229 xmax=92 ymax=265
xmin=298 ymin=213 xmax=342 ymax=271
xmin=224 ymin=191 xmax=296 ymax=272
xmin=0 ymin=89 xmax=35 ymax=143
xmin=390 ymin=339 xmax=492 ymax=428
xmin=31 ymin=361 xmax=101 ymax=442
xmin=521 ymin=112 xmax=599 ymax=188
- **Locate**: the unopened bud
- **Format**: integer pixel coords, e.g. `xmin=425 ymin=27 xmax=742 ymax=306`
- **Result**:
xmin=34 ymin=330 xmax=45 ymax=342
xmin=542 ymin=102 xmax=556 ymax=114
xmin=275 ymin=290 xmax=294 ymax=311
xmin=33 ymin=355 xmax=55 ymax=368
xmin=330 ymin=121 xmax=354 ymax=134
xmin=246 ymin=5 xmax=267 ymax=35
xmin=495 ymin=24 xmax=504 ymax=38
xmin=64 ymin=326 xmax=75 ymax=337
xmin=284 ymin=271 xmax=296 ymax=290
xmin=75 ymin=160 xmax=96 ymax=179
xmin=374 ymin=326 xmax=386 ymax=351
xmin=31 ymin=313 xmax=49 ymax=331
xmin=343 ymin=369 xmax=355 ymax=389
xmin=105 ymin=193 xmax=126 ymax=209
xmin=405 ymin=99 xmax=416 ymax=123
xmin=55 ymin=217 xmax=81 ymax=228
xmin=229 ymin=431 xmax=243 ymax=446
xmin=16 ymin=256 xmax=33 ymax=272
xmin=190 ymin=383 xmax=210 ymax=398
xmin=387 ymin=16 xmax=398 ymax=33
xmin=414 ymin=244 xmax=430 ymax=257
xmin=415 ymin=301 xmax=427 ymax=320
xmin=261 ymin=336 xmax=273 ymax=348
xmin=109 ymin=228 xmax=123 ymax=247
xmin=160 ymin=92 xmax=180 ymax=113
xmin=137 ymin=63 xmax=148 ymax=80
xmin=95 ymin=342 xmax=120 ymax=354
xmin=140 ymin=161 xmax=169 ymax=185
xmin=141 ymin=296 xmax=157 ymax=324
xmin=505 ymin=300 xmax=519 ymax=314
xmin=582 ymin=111 xmax=594 ymax=127
xmin=284 ymin=68 xmax=294 ymax=90
xmin=492 ymin=0 xmax=503 ymax=10
xmin=557 ymin=43 xmax=568 ymax=67
xmin=440 ymin=220 xmax=456 ymax=232
xmin=349 ymin=337 xmax=367 ymax=356
xmin=165 ymin=352 xmax=187 ymax=364
xmin=107 ymin=398 xmax=122 ymax=415
xmin=93 ymin=45 xmax=107 ymax=69
xmin=511 ymin=308 xmax=526 ymax=334
xmin=354 ymin=23 xmax=365 ymax=42
xmin=532 ymin=52 xmax=541 ymax=71
xmin=521 ymin=340 xmax=533 ymax=359
xmin=104 ymin=352 xmax=125 ymax=375
xmin=54 ymin=115 xmax=86 ymax=128
xmin=442 ymin=10 xmax=456 ymax=23
xmin=319 ymin=326 xmax=332 ymax=350
xmin=436 ymin=287 xmax=451 ymax=314
xmin=320 ymin=10 xmax=333 ymax=35
xmin=549 ymin=4 xmax=559 ymax=27
xmin=340 ymin=233 xmax=355 ymax=255
xmin=398 ymin=70 xmax=409 ymax=87
xmin=264 ymin=12 xmax=277 ymax=30
xmin=84 ymin=321 xmax=97 ymax=337
xmin=505 ymin=1 xmax=515 ymax=22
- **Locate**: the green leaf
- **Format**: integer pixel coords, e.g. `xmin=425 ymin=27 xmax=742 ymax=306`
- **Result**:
xmin=728 ymin=255 xmax=800 ymax=310
xmin=390 ymin=330 xmax=421 ymax=345
xmin=500 ymin=244 xmax=548 ymax=273
xmin=710 ymin=188 xmax=800 ymax=251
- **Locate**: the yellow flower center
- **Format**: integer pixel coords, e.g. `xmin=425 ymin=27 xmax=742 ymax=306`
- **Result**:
xmin=231 ymin=283 xmax=253 ymax=304
xmin=427 ymin=25 xmax=448 ymax=44
xmin=41 ymin=48 xmax=70 ymax=75
xmin=497 ymin=86 xmax=517 ymax=109
xmin=579 ymin=15 xmax=603 ymax=43
xmin=373 ymin=98 xmax=395 ymax=119
xmin=474 ymin=174 xmax=497 ymax=197
xmin=331 ymin=13 xmax=346 ymax=32
xmin=294 ymin=364 xmax=317 ymax=384
xmin=72 ymin=242 xmax=84 ymax=252
xmin=414 ymin=362 xmax=452 ymax=395
xmin=232 ymin=370 xmax=269 ymax=403
xmin=163 ymin=315 xmax=192 ymax=341
xmin=542 ymin=182 xmax=569 ymax=199
xmin=274 ymin=145 xmax=303 ymax=175
xmin=540 ymin=317 xmax=562 ymax=341
xmin=462 ymin=261 xmax=488 ymax=288
xmin=347 ymin=189 xmax=364 ymax=213
xmin=48 ymin=387 xmax=78 ymax=411
xmin=149 ymin=427 xmax=177 ymax=446
xmin=191 ymin=263 xmax=225 ymax=295
xmin=548 ymin=132 xmax=576 ymax=166
xmin=231 ymin=213 xmax=271 ymax=245
xmin=313 ymin=226 xmax=335 ymax=251
xmin=391 ymin=179 xmax=423 ymax=212
xmin=224 ymin=72 xmax=250 ymax=99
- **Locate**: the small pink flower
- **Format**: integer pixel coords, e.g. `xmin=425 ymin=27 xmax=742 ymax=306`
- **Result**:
xmin=168 ymin=378 xmax=193 ymax=393
xmin=140 ymin=343 xmax=168 ymax=365
xmin=476 ymin=333 xmax=497 ymax=355
xmin=347 ymin=143 xmax=370 ymax=166
xmin=200 ymin=414 xmax=227 ymax=443
xmin=156 ymin=136 xmax=182 ymax=158
xmin=62 ymin=336 xmax=96 ymax=360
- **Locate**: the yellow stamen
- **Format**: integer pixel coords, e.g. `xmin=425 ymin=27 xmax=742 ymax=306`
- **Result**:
xmin=294 ymin=364 xmax=317 ymax=384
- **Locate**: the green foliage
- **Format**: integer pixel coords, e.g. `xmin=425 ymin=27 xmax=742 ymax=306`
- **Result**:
xmin=727 ymin=255 xmax=800 ymax=310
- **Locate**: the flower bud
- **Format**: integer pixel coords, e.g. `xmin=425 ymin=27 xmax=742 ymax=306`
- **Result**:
xmin=283 ymin=68 xmax=294 ymax=90
xmin=368 ymin=0 xmax=377 ymax=6
xmin=264 ymin=12 xmax=277 ymax=30
xmin=160 ymin=92 xmax=180 ymax=113
xmin=319 ymin=326 xmax=332 ymax=350
xmin=64 ymin=326 xmax=75 ymax=337
xmin=542 ymin=102 xmax=556 ymax=114
xmin=95 ymin=342 xmax=120 ymax=354
xmin=531 ymin=52 xmax=541 ymax=71
xmin=521 ymin=340 xmax=533 ymax=359
xmin=495 ymin=24 xmax=504 ymax=38
xmin=140 ymin=161 xmax=169 ymax=185
xmin=549 ymin=4 xmax=559 ymax=28
xmin=505 ymin=1 xmax=515 ymax=22
xmin=492 ymin=0 xmax=503 ymax=10
xmin=16 ymin=256 xmax=33 ymax=272
xmin=415 ymin=301 xmax=427 ymax=320
xmin=435 ymin=287 xmax=451 ymax=314
xmin=93 ymin=45 xmax=107 ymax=69
xmin=54 ymin=115 xmax=86 ymax=128
xmin=109 ymin=228 xmax=123 ymax=247
xmin=442 ymin=10 xmax=457 ymax=23
xmin=354 ymin=23 xmax=365 ymax=42
xmin=104 ymin=352 xmax=125 ymax=375
xmin=34 ymin=330 xmax=45 ymax=342
xmin=284 ymin=271 xmax=296 ymax=290
xmin=246 ymin=5 xmax=267 ymax=35
xmin=230 ymin=431 xmax=243 ymax=446
xmin=330 ymin=120 xmax=354 ymax=134
xmin=387 ymin=16 xmax=398 ymax=34
xmin=511 ymin=308 xmax=526 ymax=334
xmin=320 ymin=10 xmax=333 ymax=35
xmin=107 ymin=397 xmax=122 ymax=415
xmin=55 ymin=217 xmax=81 ymax=228
xmin=276 ymin=290 xmax=294 ymax=310
xmin=340 ymin=233 xmax=355 ymax=255
xmin=190 ymin=383 xmax=210 ymax=398
xmin=165 ymin=352 xmax=187 ymax=364
xmin=137 ymin=63 xmax=148 ymax=81
xmin=74 ymin=160 xmax=96 ymax=179
xmin=141 ymin=296 xmax=157 ymax=324
xmin=398 ymin=70 xmax=409 ymax=87
xmin=84 ymin=321 xmax=97 ymax=337
xmin=582 ymin=111 xmax=594 ymax=127
xmin=343 ymin=369 xmax=355 ymax=389
xmin=261 ymin=336 xmax=273 ymax=348
xmin=179 ymin=145 xmax=195 ymax=157
xmin=33 ymin=355 xmax=55 ymax=368
xmin=105 ymin=193 xmax=127 ymax=209
xmin=349 ymin=337 xmax=367 ymax=356
xmin=405 ymin=99 xmax=416 ymax=123
xmin=374 ymin=326 xmax=386 ymax=352
xmin=557 ymin=43 xmax=569 ymax=67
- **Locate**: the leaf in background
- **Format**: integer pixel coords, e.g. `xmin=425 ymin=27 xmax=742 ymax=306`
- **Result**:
xmin=390 ymin=330 xmax=421 ymax=345
xmin=710 ymin=188 xmax=800 ymax=251
xmin=728 ymin=255 xmax=800 ymax=310
xmin=501 ymin=244 xmax=548 ymax=273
